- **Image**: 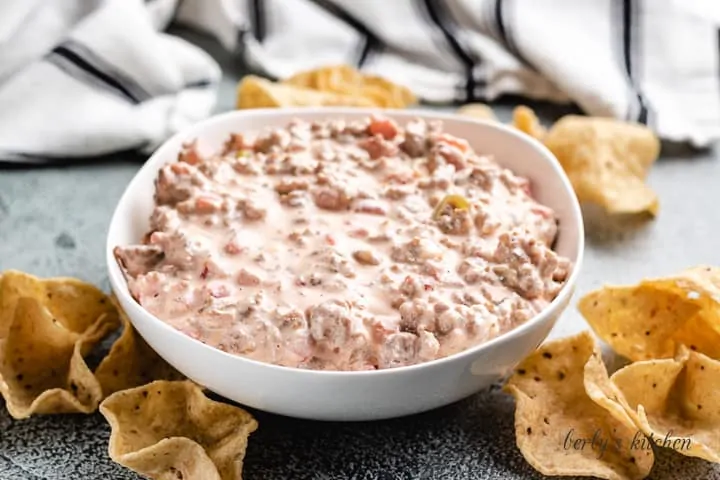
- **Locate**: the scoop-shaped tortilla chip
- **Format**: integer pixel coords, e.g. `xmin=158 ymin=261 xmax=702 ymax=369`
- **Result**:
xmin=543 ymin=115 xmax=660 ymax=216
xmin=505 ymin=331 xmax=653 ymax=480
xmin=0 ymin=270 xmax=114 ymax=337
xmin=100 ymin=380 xmax=258 ymax=480
xmin=456 ymin=103 xmax=498 ymax=122
xmin=583 ymin=350 xmax=639 ymax=431
xmin=237 ymin=75 xmax=375 ymax=110
xmin=611 ymin=347 xmax=720 ymax=463
xmin=512 ymin=106 xmax=546 ymax=140
xmin=283 ymin=65 xmax=416 ymax=108
xmin=0 ymin=297 xmax=117 ymax=418
xmin=579 ymin=266 xmax=720 ymax=361
xmin=95 ymin=299 xmax=183 ymax=397
xmin=667 ymin=266 xmax=720 ymax=357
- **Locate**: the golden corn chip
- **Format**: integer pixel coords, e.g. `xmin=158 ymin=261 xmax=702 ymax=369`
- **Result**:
xmin=578 ymin=285 xmax=698 ymax=361
xmin=667 ymin=266 xmax=720 ymax=356
xmin=579 ymin=266 xmax=720 ymax=362
xmin=583 ymin=349 xmax=639 ymax=431
xmin=512 ymin=106 xmax=546 ymax=140
xmin=505 ymin=331 xmax=653 ymax=480
xmin=95 ymin=299 xmax=183 ymax=397
xmin=0 ymin=270 xmax=115 ymax=337
xmin=283 ymin=65 xmax=416 ymax=108
xmin=456 ymin=103 xmax=497 ymax=122
xmin=611 ymin=347 xmax=720 ymax=462
xmin=361 ymin=76 xmax=417 ymax=108
xmin=0 ymin=297 xmax=118 ymax=418
xmin=0 ymin=271 xmax=42 ymax=337
xmin=355 ymin=84 xmax=404 ymax=108
xmin=237 ymin=75 xmax=374 ymax=109
xmin=100 ymin=380 xmax=258 ymax=480
xmin=543 ymin=115 xmax=660 ymax=216
xmin=284 ymin=64 xmax=363 ymax=91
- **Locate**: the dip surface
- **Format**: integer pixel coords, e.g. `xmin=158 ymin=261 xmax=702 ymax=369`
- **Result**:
xmin=115 ymin=115 xmax=572 ymax=371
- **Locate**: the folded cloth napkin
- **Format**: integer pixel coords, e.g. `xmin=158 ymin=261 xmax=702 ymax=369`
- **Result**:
xmin=1 ymin=0 xmax=719 ymax=164
xmin=0 ymin=0 xmax=220 ymax=163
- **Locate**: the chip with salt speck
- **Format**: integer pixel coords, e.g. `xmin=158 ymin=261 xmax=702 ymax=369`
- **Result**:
xmin=505 ymin=332 xmax=653 ymax=480
xmin=579 ymin=266 xmax=720 ymax=361
xmin=611 ymin=346 xmax=720 ymax=463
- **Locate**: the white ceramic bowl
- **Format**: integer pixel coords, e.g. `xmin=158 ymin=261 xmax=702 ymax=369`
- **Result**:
xmin=107 ymin=108 xmax=584 ymax=421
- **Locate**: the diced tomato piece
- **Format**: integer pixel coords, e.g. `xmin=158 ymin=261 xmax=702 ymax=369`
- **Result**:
xmin=170 ymin=163 xmax=191 ymax=175
xmin=353 ymin=200 xmax=388 ymax=216
xmin=195 ymin=194 xmax=223 ymax=213
xmin=349 ymin=228 xmax=369 ymax=238
xmin=148 ymin=231 xmax=162 ymax=244
xmin=178 ymin=141 xmax=202 ymax=165
xmin=436 ymin=133 xmax=470 ymax=153
xmin=368 ymin=117 xmax=398 ymax=140
xmin=325 ymin=234 xmax=336 ymax=246
xmin=237 ymin=268 xmax=262 ymax=286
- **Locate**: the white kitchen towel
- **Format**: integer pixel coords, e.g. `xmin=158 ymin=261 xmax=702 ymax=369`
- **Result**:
xmin=1 ymin=0 xmax=719 ymax=163
xmin=0 ymin=0 xmax=220 ymax=163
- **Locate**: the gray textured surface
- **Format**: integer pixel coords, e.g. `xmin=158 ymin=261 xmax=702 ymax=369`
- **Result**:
xmin=2 ymin=27 xmax=720 ymax=480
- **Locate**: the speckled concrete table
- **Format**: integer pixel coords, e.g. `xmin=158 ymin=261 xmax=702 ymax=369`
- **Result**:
xmin=2 ymin=29 xmax=720 ymax=480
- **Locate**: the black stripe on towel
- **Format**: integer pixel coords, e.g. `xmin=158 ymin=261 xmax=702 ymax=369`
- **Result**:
xmin=185 ymin=79 xmax=213 ymax=89
xmin=422 ymin=0 xmax=482 ymax=101
xmin=492 ymin=0 xmax=536 ymax=71
xmin=48 ymin=46 xmax=141 ymax=104
xmin=0 ymin=143 xmax=151 ymax=166
xmin=65 ymin=40 xmax=152 ymax=102
xmin=247 ymin=0 xmax=267 ymax=42
xmin=47 ymin=40 xmax=153 ymax=104
xmin=620 ymin=0 xmax=650 ymax=124
xmin=494 ymin=0 xmax=510 ymax=49
xmin=356 ymin=35 xmax=378 ymax=68
xmin=307 ymin=0 xmax=382 ymax=67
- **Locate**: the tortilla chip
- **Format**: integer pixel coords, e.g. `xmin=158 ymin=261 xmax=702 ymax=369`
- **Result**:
xmin=284 ymin=64 xmax=364 ymax=91
xmin=578 ymin=285 xmax=698 ymax=361
xmin=0 ymin=297 xmax=118 ymax=418
xmin=0 ymin=270 xmax=114 ymax=337
xmin=505 ymin=331 xmax=653 ymax=480
xmin=283 ymin=65 xmax=416 ymax=108
xmin=95 ymin=299 xmax=183 ymax=397
xmin=579 ymin=266 xmax=720 ymax=361
xmin=666 ymin=266 xmax=720 ymax=357
xmin=611 ymin=347 xmax=720 ymax=462
xmin=512 ymin=106 xmax=546 ymax=140
xmin=361 ymin=76 xmax=417 ymax=108
xmin=456 ymin=103 xmax=497 ymax=122
xmin=237 ymin=75 xmax=374 ymax=109
xmin=543 ymin=115 xmax=660 ymax=216
xmin=100 ymin=380 xmax=258 ymax=480
xmin=583 ymin=349 xmax=640 ymax=431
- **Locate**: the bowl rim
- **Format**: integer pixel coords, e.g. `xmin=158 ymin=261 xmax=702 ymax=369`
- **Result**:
xmin=106 ymin=107 xmax=585 ymax=378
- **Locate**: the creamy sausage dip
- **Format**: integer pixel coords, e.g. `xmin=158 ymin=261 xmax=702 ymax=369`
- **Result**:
xmin=115 ymin=115 xmax=572 ymax=371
